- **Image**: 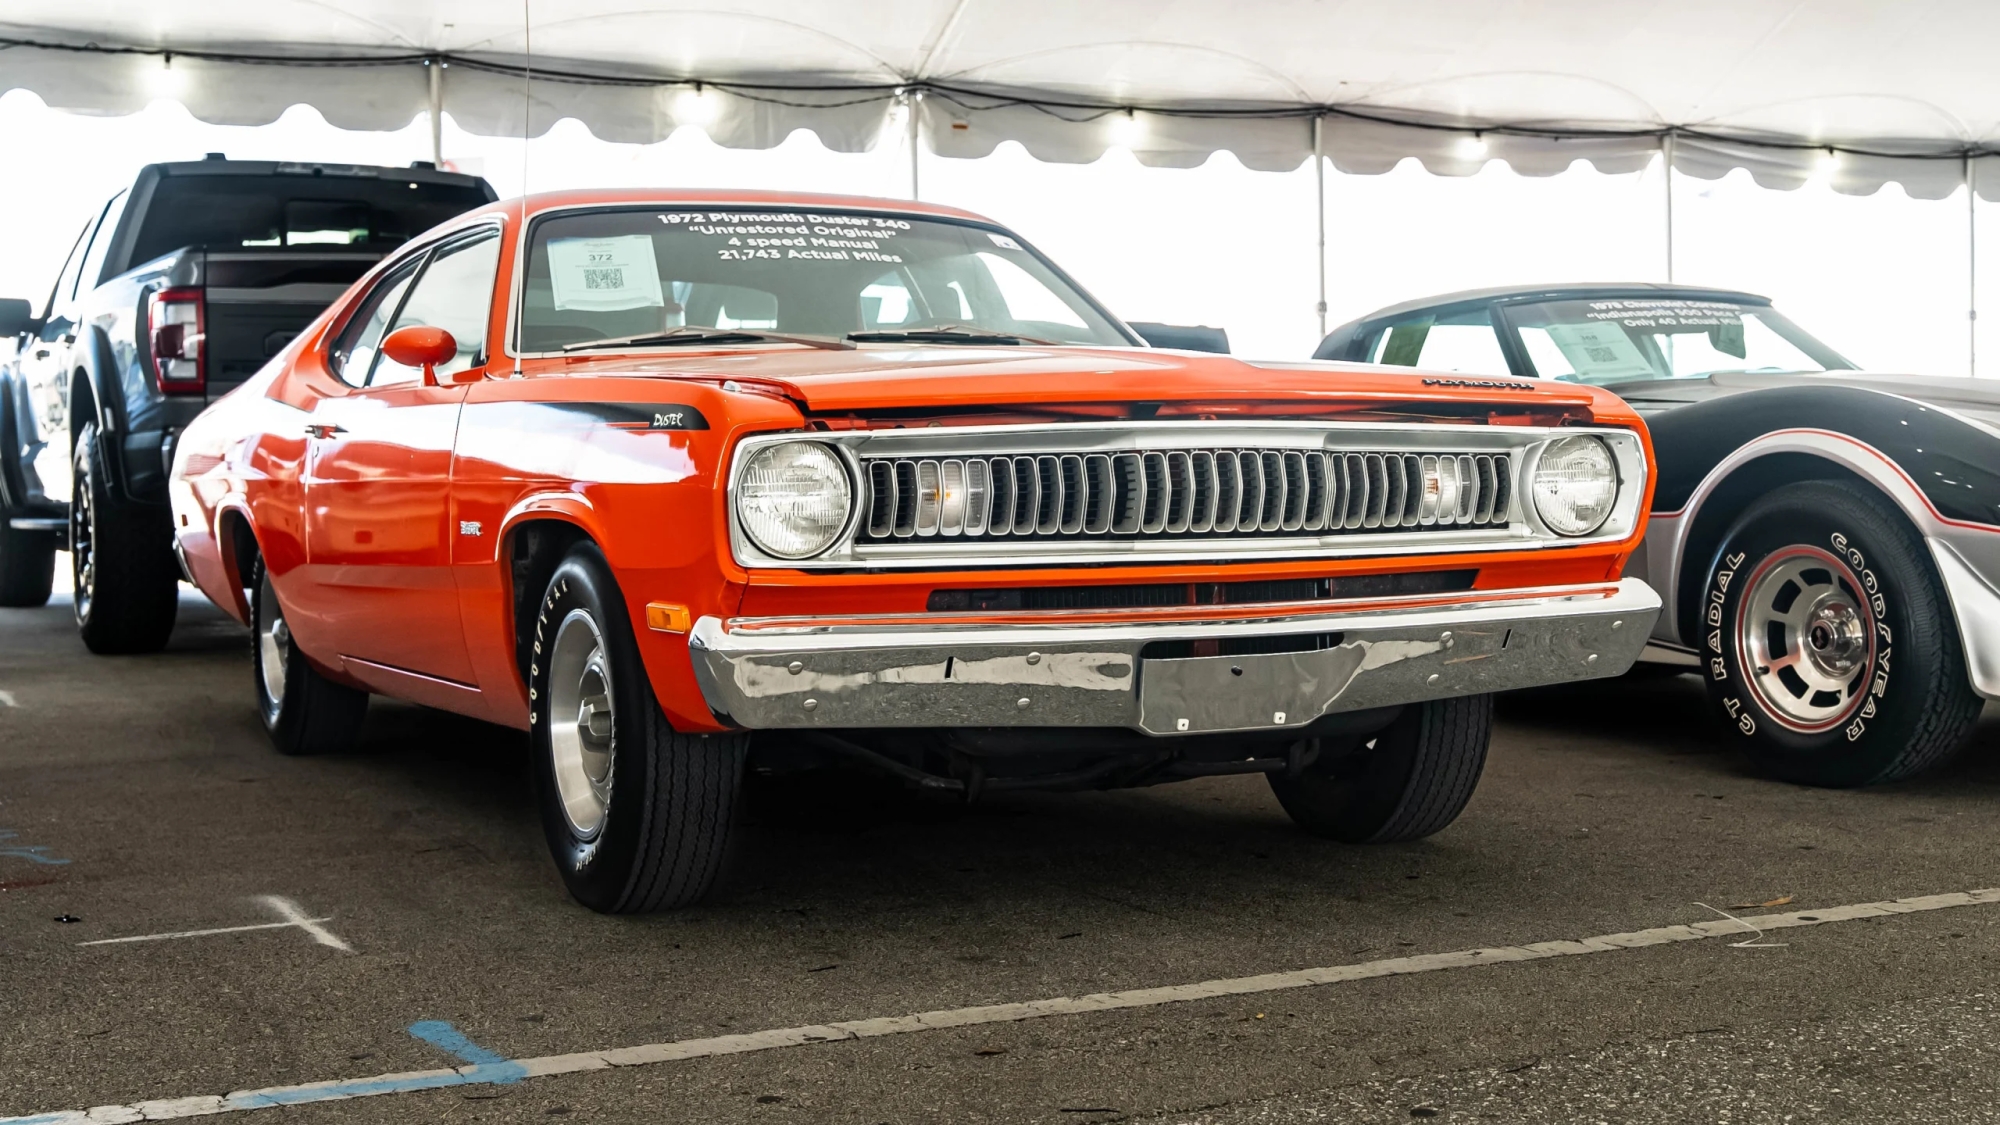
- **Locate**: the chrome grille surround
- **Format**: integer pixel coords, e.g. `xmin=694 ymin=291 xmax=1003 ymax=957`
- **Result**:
xmin=727 ymin=422 xmax=1648 ymax=569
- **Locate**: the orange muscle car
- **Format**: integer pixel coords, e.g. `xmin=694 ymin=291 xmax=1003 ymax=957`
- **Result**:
xmin=170 ymin=190 xmax=1662 ymax=913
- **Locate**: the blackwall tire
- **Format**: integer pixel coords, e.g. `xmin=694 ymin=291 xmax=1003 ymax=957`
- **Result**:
xmin=1699 ymin=481 xmax=1981 ymax=787
xmin=71 ymin=422 xmax=178 ymax=653
xmin=531 ymin=543 xmax=747 ymax=913
xmin=0 ymin=517 xmax=55 ymax=607
xmin=1267 ymin=694 xmax=1491 ymax=843
xmin=252 ymin=560 xmax=368 ymax=756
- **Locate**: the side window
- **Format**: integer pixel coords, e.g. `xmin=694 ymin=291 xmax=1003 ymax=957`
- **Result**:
xmin=370 ymin=231 xmax=502 ymax=386
xmin=75 ymin=190 xmax=131 ymax=293
xmin=45 ymin=215 xmax=97 ymax=317
xmin=1369 ymin=312 xmax=1510 ymax=377
xmin=329 ymin=256 xmax=424 ymax=386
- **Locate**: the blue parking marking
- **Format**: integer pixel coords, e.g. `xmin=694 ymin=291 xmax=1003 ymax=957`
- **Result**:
xmin=406 ymin=1021 xmax=527 ymax=1085
xmin=0 ymin=830 xmax=68 ymax=866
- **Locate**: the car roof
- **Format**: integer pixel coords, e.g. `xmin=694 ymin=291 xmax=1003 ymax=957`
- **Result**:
xmin=515 ymin=187 xmax=999 ymax=225
xmin=1350 ymin=282 xmax=1775 ymax=326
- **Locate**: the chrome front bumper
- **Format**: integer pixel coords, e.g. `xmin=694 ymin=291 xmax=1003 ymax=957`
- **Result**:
xmin=689 ymin=578 xmax=1661 ymax=737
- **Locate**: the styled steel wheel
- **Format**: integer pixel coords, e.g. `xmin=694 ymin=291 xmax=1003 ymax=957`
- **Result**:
xmin=1701 ymin=481 xmax=1980 ymax=786
xmin=1735 ymin=546 xmax=1874 ymax=733
xmin=546 ymin=608 xmax=616 ymax=839
xmin=530 ymin=542 xmax=747 ymax=913
xmin=252 ymin=560 xmax=368 ymax=756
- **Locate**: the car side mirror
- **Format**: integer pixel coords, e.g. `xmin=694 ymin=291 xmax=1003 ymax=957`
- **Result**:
xmin=381 ymin=325 xmax=460 ymax=386
xmin=0 ymin=298 xmax=36 ymax=337
xmin=1128 ymin=321 xmax=1231 ymax=354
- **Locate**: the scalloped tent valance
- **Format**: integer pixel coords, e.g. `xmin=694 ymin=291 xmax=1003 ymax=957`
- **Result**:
xmin=6 ymin=0 xmax=2000 ymax=198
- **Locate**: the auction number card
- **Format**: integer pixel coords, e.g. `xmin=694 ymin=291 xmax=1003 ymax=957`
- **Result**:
xmin=548 ymin=235 xmax=666 ymax=311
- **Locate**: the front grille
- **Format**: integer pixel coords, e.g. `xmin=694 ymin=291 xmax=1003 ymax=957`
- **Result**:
xmin=860 ymin=449 xmax=1511 ymax=543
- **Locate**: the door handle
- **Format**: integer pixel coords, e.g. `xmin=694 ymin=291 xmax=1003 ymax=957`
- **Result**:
xmin=304 ymin=423 xmax=346 ymax=439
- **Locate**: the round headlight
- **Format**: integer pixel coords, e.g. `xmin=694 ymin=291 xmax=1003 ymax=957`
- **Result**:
xmin=737 ymin=441 xmax=852 ymax=560
xmin=1531 ymin=436 xmax=1618 ymax=536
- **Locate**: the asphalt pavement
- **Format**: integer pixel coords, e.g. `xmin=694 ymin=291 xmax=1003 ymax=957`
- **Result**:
xmin=5 ymin=579 xmax=2000 ymax=1123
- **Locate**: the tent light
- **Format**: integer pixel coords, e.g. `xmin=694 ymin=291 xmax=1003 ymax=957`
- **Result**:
xmin=1818 ymin=146 xmax=1841 ymax=174
xmin=1109 ymin=109 xmax=1144 ymax=147
xmin=672 ymin=84 xmax=719 ymax=126
xmin=147 ymin=54 xmax=188 ymax=99
xmin=1457 ymin=133 xmax=1489 ymax=160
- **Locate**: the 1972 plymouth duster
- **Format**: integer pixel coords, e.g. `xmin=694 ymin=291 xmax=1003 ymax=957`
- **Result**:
xmin=170 ymin=190 xmax=1661 ymax=912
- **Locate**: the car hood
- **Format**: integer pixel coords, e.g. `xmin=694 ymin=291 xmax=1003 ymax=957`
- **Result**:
xmin=1615 ymin=370 xmax=2000 ymax=432
xmin=555 ymin=346 xmax=1616 ymax=419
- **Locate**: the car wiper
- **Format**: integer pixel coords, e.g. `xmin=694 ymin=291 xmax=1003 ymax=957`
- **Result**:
xmin=561 ymin=326 xmax=852 ymax=352
xmin=845 ymin=323 xmax=1059 ymax=346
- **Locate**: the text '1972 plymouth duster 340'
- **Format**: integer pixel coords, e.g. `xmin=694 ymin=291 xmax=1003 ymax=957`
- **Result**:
xmin=170 ymin=190 xmax=1662 ymax=912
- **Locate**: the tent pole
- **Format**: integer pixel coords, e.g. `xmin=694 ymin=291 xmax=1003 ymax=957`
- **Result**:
xmin=1662 ymin=132 xmax=1675 ymax=284
xmin=428 ymin=58 xmax=444 ymax=167
xmin=1314 ymin=115 xmax=1328 ymax=340
xmin=907 ymin=92 xmax=921 ymax=201
xmin=1970 ymin=153 xmax=1978 ymax=378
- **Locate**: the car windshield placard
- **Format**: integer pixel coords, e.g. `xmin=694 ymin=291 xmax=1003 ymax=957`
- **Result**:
xmin=1504 ymin=298 xmax=1841 ymax=385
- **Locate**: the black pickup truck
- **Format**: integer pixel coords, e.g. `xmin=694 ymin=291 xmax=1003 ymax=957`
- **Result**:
xmin=0 ymin=157 xmax=495 ymax=650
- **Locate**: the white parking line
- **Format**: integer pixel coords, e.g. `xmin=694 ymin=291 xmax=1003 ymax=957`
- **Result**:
xmin=76 ymin=896 xmax=352 ymax=954
xmin=0 ymin=689 xmax=16 ymax=708
xmin=10 ymin=886 xmax=1998 ymax=1124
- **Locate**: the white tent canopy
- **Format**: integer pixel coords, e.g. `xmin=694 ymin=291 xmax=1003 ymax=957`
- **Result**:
xmin=5 ymin=0 xmax=2000 ymax=197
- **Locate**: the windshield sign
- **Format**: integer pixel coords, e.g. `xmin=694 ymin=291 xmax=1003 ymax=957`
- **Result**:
xmin=518 ymin=207 xmax=1128 ymax=352
xmin=1505 ymin=298 xmax=1851 ymax=385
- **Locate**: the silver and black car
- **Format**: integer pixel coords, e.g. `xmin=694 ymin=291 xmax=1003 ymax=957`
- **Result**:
xmin=1317 ymin=284 xmax=2000 ymax=787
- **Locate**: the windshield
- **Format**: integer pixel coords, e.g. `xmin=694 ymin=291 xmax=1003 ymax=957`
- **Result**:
xmin=517 ymin=206 xmax=1130 ymax=352
xmin=1500 ymin=298 xmax=1854 ymax=386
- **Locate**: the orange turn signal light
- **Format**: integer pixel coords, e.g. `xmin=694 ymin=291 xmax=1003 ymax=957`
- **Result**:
xmin=645 ymin=602 xmax=691 ymax=634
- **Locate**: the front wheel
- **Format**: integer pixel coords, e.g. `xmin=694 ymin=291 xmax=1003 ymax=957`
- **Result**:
xmin=0 ymin=515 xmax=55 ymax=607
xmin=1267 ymin=694 xmax=1491 ymax=843
xmin=1699 ymin=481 xmax=1981 ymax=787
xmin=71 ymin=422 xmax=178 ymax=653
xmin=531 ymin=543 xmax=747 ymax=913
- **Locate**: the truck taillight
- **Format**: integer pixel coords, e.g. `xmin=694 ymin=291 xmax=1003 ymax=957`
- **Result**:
xmin=148 ymin=287 xmax=205 ymax=394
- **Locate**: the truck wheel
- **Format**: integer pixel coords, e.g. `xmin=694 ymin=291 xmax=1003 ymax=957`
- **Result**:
xmin=0 ymin=517 xmax=55 ymax=607
xmin=252 ymin=560 xmax=368 ymax=756
xmin=1700 ymin=481 xmax=1980 ymax=787
xmin=1268 ymin=695 xmax=1491 ymax=843
xmin=71 ymin=422 xmax=178 ymax=653
xmin=531 ymin=543 xmax=746 ymax=913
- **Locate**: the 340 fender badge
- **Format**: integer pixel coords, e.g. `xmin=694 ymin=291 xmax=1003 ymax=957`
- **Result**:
xmin=1421 ymin=377 xmax=1537 ymax=391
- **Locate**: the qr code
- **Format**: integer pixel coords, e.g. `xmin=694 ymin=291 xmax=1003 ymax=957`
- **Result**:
xmin=583 ymin=267 xmax=625 ymax=290
xmin=1585 ymin=346 xmax=1617 ymax=362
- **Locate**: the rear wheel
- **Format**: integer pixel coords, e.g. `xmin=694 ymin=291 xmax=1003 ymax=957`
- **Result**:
xmin=71 ymin=422 xmax=178 ymax=653
xmin=1267 ymin=695 xmax=1491 ymax=843
xmin=252 ymin=560 xmax=368 ymax=756
xmin=0 ymin=516 xmax=55 ymax=607
xmin=1700 ymin=482 xmax=1980 ymax=786
xmin=531 ymin=543 xmax=747 ymax=913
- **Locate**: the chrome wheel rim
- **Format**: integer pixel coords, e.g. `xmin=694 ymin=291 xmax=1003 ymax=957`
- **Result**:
xmin=547 ymin=608 xmax=615 ymax=838
xmin=258 ymin=575 xmax=290 ymax=718
xmin=70 ymin=464 xmax=94 ymax=620
xmin=1736 ymin=545 xmax=1874 ymax=732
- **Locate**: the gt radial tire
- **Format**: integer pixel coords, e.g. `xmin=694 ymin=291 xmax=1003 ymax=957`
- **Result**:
xmin=531 ymin=543 xmax=747 ymax=913
xmin=1267 ymin=694 xmax=1492 ymax=843
xmin=252 ymin=560 xmax=368 ymax=756
xmin=0 ymin=516 xmax=55 ymax=607
xmin=1700 ymin=481 xmax=1981 ymax=787
xmin=71 ymin=422 xmax=178 ymax=653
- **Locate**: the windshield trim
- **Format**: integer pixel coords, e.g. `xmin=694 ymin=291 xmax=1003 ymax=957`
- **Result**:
xmin=1489 ymin=295 xmax=1858 ymax=385
xmin=503 ymin=201 xmax=1144 ymax=362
